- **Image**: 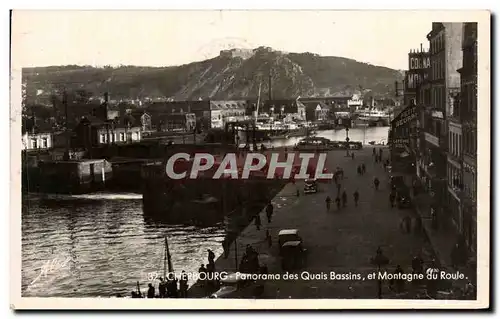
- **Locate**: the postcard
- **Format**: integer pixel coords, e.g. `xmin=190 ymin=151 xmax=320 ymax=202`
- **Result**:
xmin=10 ymin=10 xmax=490 ymax=310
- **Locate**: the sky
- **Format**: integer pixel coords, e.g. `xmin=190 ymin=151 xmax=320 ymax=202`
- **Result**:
xmin=12 ymin=10 xmax=443 ymax=70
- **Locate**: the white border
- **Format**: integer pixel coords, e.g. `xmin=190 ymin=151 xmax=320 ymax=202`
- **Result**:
xmin=5 ymin=3 xmax=495 ymax=314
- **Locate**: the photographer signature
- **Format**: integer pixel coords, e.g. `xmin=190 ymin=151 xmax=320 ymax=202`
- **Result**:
xmin=28 ymin=255 xmax=78 ymax=288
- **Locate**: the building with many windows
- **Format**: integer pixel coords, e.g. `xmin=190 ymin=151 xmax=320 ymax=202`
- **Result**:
xmin=417 ymin=22 xmax=463 ymax=230
xmin=457 ymin=22 xmax=477 ymax=253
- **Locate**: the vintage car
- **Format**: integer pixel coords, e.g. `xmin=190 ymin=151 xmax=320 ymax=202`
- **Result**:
xmin=281 ymin=241 xmax=308 ymax=271
xmin=303 ymin=178 xmax=318 ymax=194
xmin=396 ymin=187 xmax=412 ymax=209
xmin=209 ymin=272 xmax=264 ymax=299
xmin=278 ymin=229 xmax=303 ymax=254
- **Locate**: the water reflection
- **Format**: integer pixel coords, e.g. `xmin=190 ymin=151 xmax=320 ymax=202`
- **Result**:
xmin=22 ymin=196 xmax=225 ymax=297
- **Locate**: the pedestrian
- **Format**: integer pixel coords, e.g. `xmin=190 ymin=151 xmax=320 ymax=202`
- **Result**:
xmin=207 ymin=249 xmax=215 ymax=265
xmin=222 ymin=237 xmax=229 ymax=259
xmin=325 ymin=196 xmax=332 ymax=211
xmin=266 ymin=229 xmax=272 ymax=247
xmin=392 ymin=265 xmax=405 ymax=293
xmin=179 ymin=271 xmax=188 ymax=298
xmin=373 ymin=177 xmax=380 ymax=190
xmin=379 ymin=148 xmax=383 ymax=157
xmin=412 ymin=254 xmax=424 ymax=275
xmin=255 ymin=214 xmax=262 ymax=230
xmin=266 ymin=202 xmax=274 ymax=223
xmin=158 ymin=277 xmax=166 ymax=298
xmin=389 ymin=192 xmax=395 ymax=208
xmin=335 ymin=196 xmax=341 ymax=210
xmin=373 ymin=148 xmax=376 ymax=156
xmin=334 ymin=173 xmax=339 ymax=185
xmin=351 ymin=152 xmax=355 ymax=160
xmin=341 ymin=190 xmax=347 ymax=207
xmin=400 ymin=216 xmax=411 ymax=233
xmin=147 ymin=283 xmax=155 ymax=298
xmin=353 ymin=190 xmax=359 ymax=207
xmin=362 ymin=163 xmax=366 ymax=175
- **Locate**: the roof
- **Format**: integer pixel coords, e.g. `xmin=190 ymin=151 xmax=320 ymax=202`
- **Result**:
xmin=210 ymin=100 xmax=248 ymax=110
xmin=278 ymin=229 xmax=299 ymax=236
xmin=282 ymin=241 xmax=302 ymax=247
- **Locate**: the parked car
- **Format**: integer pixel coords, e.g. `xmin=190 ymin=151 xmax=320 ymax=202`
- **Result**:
xmin=390 ymin=175 xmax=406 ymax=190
xmin=278 ymin=229 xmax=303 ymax=254
xmin=281 ymin=241 xmax=308 ymax=271
xmin=304 ymin=178 xmax=318 ymax=194
xmin=209 ymin=272 xmax=264 ymax=299
xmin=396 ymin=187 xmax=412 ymax=209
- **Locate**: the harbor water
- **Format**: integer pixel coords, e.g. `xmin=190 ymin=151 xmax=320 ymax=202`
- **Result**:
xmin=21 ymin=127 xmax=389 ymax=297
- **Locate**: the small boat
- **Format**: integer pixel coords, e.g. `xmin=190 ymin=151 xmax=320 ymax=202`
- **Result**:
xmin=130 ymin=235 xmax=175 ymax=298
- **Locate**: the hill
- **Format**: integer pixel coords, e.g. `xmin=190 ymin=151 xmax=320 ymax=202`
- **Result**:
xmin=22 ymin=46 xmax=403 ymax=102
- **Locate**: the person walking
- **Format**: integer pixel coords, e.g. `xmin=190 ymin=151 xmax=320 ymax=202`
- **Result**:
xmin=374 ymin=177 xmax=380 ymax=190
xmin=351 ymin=152 xmax=355 ymax=160
xmin=353 ymin=190 xmax=359 ymax=207
xmin=254 ymin=214 xmax=262 ymax=231
xmin=325 ymin=196 xmax=332 ymax=212
xmin=335 ymin=196 xmax=341 ymax=210
xmin=266 ymin=202 xmax=274 ymax=223
xmin=266 ymin=229 xmax=272 ymax=247
xmin=361 ymin=163 xmax=366 ymax=175
xmin=389 ymin=192 xmax=396 ymax=208
xmin=341 ymin=190 xmax=347 ymax=207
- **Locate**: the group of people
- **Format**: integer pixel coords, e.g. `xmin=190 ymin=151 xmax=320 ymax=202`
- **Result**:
xmin=198 ymin=249 xmax=219 ymax=295
xmin=239 ymin=244 xmax=261 ymax=274
xmin=137 ymin=271 xmax=189 ymax=299
xmin=254 ymin=202 xmax=275 ymax=230
xmin=373 ymin=147 xmax=384 ymax=164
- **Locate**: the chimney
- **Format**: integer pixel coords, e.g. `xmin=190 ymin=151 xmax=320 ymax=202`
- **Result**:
xmin=103 ymin=92 xmax=109 ymax=121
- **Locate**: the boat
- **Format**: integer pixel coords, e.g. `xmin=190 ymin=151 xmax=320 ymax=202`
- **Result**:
xmin=129 ymin=235 xmax=174 ymax=298
xmin=354 ymin=108 xmax=391 ymax=121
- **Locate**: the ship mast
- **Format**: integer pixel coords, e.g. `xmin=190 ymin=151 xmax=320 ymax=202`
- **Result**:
xmin=163 ymin=236 xmax=173 ymax=279
xmin=255 ymin=81 xmax=262 ymax=124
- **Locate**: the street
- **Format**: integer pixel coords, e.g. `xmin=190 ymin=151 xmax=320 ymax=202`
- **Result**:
xmin=190 ymin=146 xmax=436 ymax=299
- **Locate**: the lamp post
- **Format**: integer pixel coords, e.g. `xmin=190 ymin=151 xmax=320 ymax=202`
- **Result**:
xmin=371 ymin=247 xmax=389 ymax=299
xmin=345 ymin=125 xmax=350 ymax=157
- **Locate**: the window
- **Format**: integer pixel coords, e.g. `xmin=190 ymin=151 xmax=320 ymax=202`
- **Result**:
xmin=458 ymin=135 xmax=461 ymax=156
xmin=100 ymin=134 xmax=106 ymax=143
xmin=31 ymin=139 xmax=37 ymax=149
xmin=119 ymin=132 xmax=125 ymax=141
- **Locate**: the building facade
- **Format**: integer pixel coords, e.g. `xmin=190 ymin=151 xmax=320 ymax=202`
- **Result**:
xmin=458 ymin=22 xmax=478 ymax=253
xmin=22 ymin=131 xmax=53 ymax=150
xmin=414 ymin=23 xmax=464 ymax=231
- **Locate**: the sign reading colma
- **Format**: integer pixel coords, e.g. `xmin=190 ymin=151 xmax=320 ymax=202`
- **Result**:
xmin=406 ymin=51 xmax=430 ymax=90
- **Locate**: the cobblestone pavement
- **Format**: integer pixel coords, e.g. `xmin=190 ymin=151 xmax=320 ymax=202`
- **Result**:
xmin=190 ymin=146 xmax=436 ymax=299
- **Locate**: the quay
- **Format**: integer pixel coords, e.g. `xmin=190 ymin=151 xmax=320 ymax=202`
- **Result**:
xmin=188 ymin=146 xmax=437 ymax=299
